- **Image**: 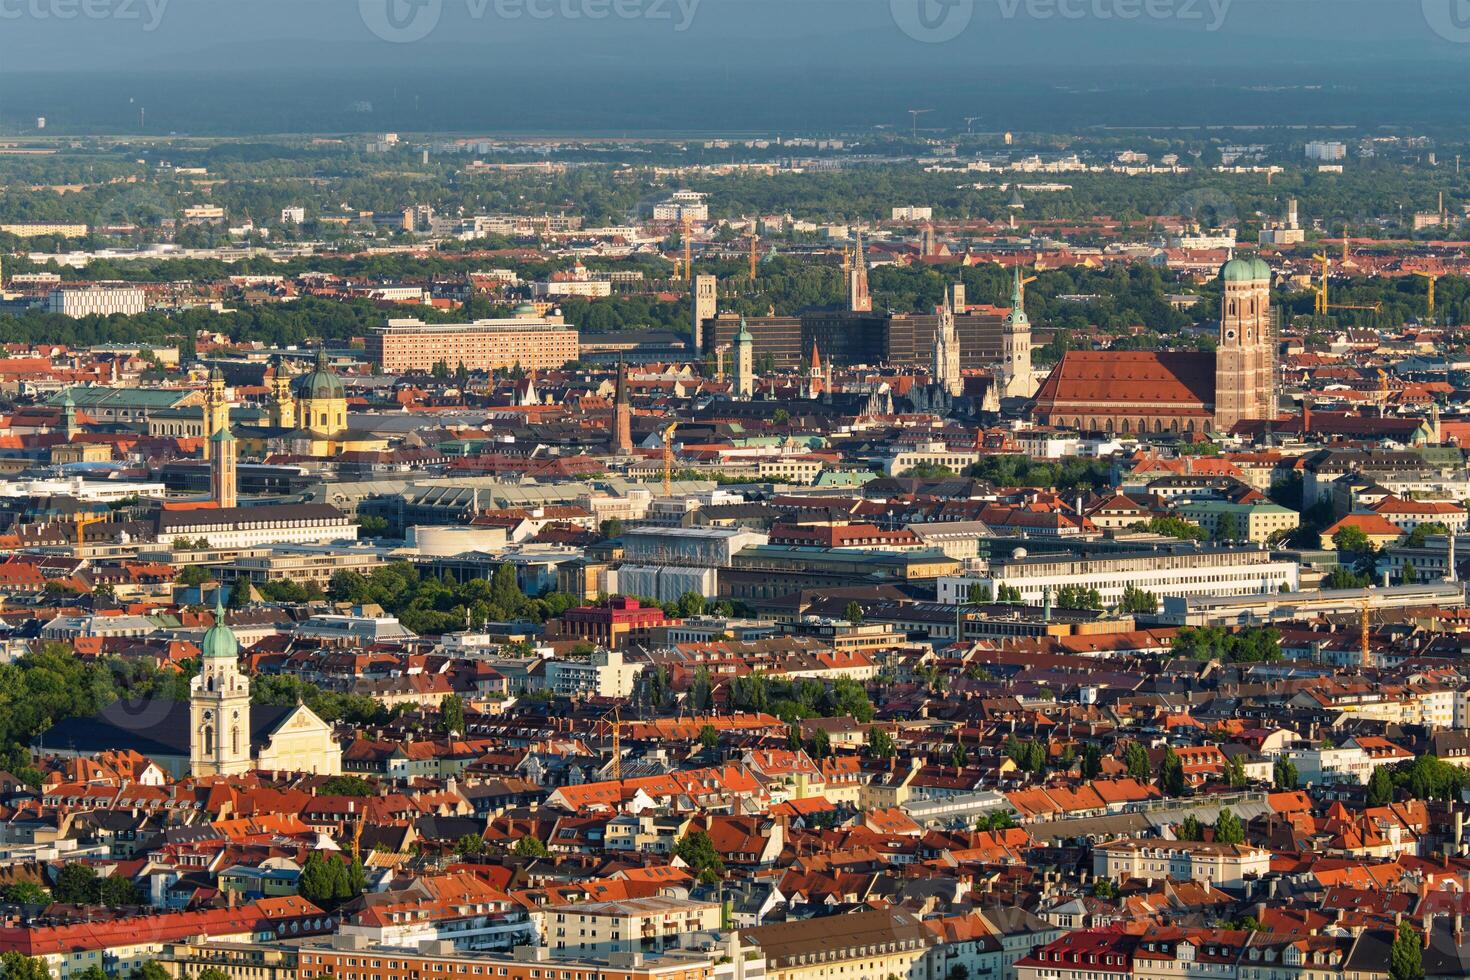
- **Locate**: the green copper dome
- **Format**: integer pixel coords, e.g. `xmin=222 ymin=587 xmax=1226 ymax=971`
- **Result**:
xmin=735 ymin=317 xmax=753 ymax=343
xmin=201 ymin=590 xmax=239 ymax=660
xmin=294 ymin=350 xmax=344 ymax=400
xmin=1221 ymin=256 xmax=1270 ymax=283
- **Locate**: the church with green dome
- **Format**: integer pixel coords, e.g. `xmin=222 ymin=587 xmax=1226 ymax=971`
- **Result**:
xmin=36 ymin=588 xmax=341 ymax=780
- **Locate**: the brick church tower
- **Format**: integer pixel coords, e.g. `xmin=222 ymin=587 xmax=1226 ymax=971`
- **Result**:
xmin=1213 ymin=256 xmax=1274 ymax=434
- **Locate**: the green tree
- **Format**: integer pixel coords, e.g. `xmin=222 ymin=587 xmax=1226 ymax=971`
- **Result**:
xmin=319 ymin=775 xmax=375 ymax=797
xmin=1214 ymin=808 xmax=1244 ymax=845
xmin=1160 ymin=747 xmax=1186 ymax=796
xmin=866 ymin=725 xmax=896 ymax=759
xmin=1 ymin=953 xmax=53 ymax=980
xmin=1214 ymin=512 xmax=1243 ymax=543
xmin=1225 ymin=755 xmax=1247 ymax=788
xmin=512 ymin=836 xmax=550 ymax=857
xmin=1274 ymin=758 xmax=1299 ymax=791
xmin=1406 ymin=521 xmax=1450 ymax=548
xmin=1124 ymin=742 xmax=1150 ymax=780
xmin=690 ymin=666 xmax=713 ymax=711
xmin=52 ymin=862 xmax=99 ymax=905
xmin=440 ymin=694 xmax=466 ymax=736
xmin=676 ymin=592 xmax=708 ymax=618
xmin=599 ymin=518 xmax=624 ymax=540
xmin=674 ymin=831 xmax=725 ymax=885
xmin=98 ymin=875 xmax=140 ymax=908
xmin=1178 ymin=815 xmax=1203 ymax=841
xmin=996 ymin=584 xmax=1023 ymax=604
xmin=698 ymin=724 xmax=720 ymax=752
xmin=1137 ymin=516 xmax=1208 ymax=542
xmin=966 ymin=582 xmax=993 ymax=604
xmin=0 ymin=881 xmax=47 ymax=906
xmin=1119 ymin=585 xmax=1158 ymax=615
xmin=844 ymin=601 xmax=864 ymax=624
xmin=1081 ymin=744 xmax=1103 ymax=780
xmin=1390 ymin=921 xmax=1425 ymax=980
xmin=455 ymin=834 xmax=486 ymax=856
xmin=1332 ymin=524 xmax=1374 ymax=554
xmin=1368 ymin=765 xmax=1394 ymax=806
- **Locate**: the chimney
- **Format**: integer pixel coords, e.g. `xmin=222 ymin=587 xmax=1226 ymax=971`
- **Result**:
xmin=1424 ymin=913 xmax=1434 ymax=948
xmin=1303 ymin=399 xmax=1312 ymax=434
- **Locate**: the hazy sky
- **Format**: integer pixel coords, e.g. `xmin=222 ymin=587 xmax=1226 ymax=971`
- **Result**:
xmin=0 ymin=0 xmax=1465 ymax=134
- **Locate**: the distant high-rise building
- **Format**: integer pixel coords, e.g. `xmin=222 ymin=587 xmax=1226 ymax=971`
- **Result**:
xmin=734 ymin=318 xmax=755 ymax=399
xmin=368 ymin=311 xmax=579 ymax=374
xmin=849 ymin=234 xmax=871 ymax=313
xmin=692 ymin=274 xmax=718 ymax=352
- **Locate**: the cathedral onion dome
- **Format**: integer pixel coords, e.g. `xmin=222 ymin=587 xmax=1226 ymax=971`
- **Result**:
xmin=1220 ymin=256 xmax=1270 ymax=283
xmin=201 ymin=591 xmax=239 ymax=660
xmin=294 ymin=350 xmax=345 ymax=400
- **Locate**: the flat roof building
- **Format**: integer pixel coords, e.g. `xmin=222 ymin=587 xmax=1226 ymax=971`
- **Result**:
xmin=368 ymin=314 xmax=579 ymax=374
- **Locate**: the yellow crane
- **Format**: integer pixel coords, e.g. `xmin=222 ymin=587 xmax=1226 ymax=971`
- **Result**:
xmin=604 ymin=705 xmax=623 ymax=782
xmin=662 ymin=420 xmax=678 ymax=496
xmin=72 ymin=513 xmax=108 ymax=553
xmin=1414 ymin=271 xmax=1437 ymax=318
xmin=681 ymin=215 xmax=693 ymax=281
xmin=1313 ymin=253 xmax=1381 ymax=316
xmin=1360 ymin=598 xmax=1371 ymax=671
xmin=748 ymin=230 xmax=758 ymax=282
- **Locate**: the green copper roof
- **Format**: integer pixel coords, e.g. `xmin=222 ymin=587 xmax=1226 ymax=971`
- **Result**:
xmin=201 ymin=589 xmax=239 ymax=660
xmin=1221 ymin=256 xmax=1270 ymax=283
xmin=735 ymin=316 xmax=753 ymax=343
xmin=294 ymin=349 xmax=345 ymax=400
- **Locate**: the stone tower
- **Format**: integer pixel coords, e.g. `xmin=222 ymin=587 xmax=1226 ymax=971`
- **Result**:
xmin=849 ymin=233 xmax=871 ymax=313
xmin=1214 ymin=256 xmax=1274 ymax=434
xmin=733 ymin=318 xmax=755 ymax=399
xmin=998 ymin=269 xmax=1034 ymax=398
xmin=932 ymin=292 xmax=962 ymax=397
xmin=692 ymin=274 xmax=718 ymax=354
xmin=190 ymin=589 xmax=252 ymax=778
xmin=269 ymin=357 xmax=296 ymax=430
xmin=611 ymin=360 xmax=633 ymax=454
xmin=211 ymin=425 xmax=237 ymax=509
xmin=202 ymin=367 xmax=229 ymax=461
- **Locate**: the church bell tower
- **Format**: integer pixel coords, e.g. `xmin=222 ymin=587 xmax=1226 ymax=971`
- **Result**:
xmin=190 ymin=589 xmax=252 ymax=777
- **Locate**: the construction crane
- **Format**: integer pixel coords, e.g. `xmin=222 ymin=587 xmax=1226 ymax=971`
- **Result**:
xmin=1360 ymin=598 xmax=1371 ymax=671
xmin=714 ymin=343 xmax=730 ymax=381
xmin=748 ymin=230 xmax=758 ymax=282
xmin=681 ymin=214 xmax=693 ymax=280
xmin=1313 ymin=253 xmax=1382 ymax=317
xmin=1415 ymin=271 xmax=1438 ymax=319
xmin=661 ymin=420 xmax=678 ymax=496
xmin=72 ymin=513 xmax=108 ymax=553
xmin=906 ymin=108 xmax=932 ymax=140
xmin=604 ymin=705 xmax=623 ymax=782
xmin=963 ymin=115 xmax=982 ymax=135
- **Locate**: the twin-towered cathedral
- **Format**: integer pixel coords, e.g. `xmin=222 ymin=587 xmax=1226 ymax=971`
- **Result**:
xmin=1031 ymin=256 xmax=1277 ymax=435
